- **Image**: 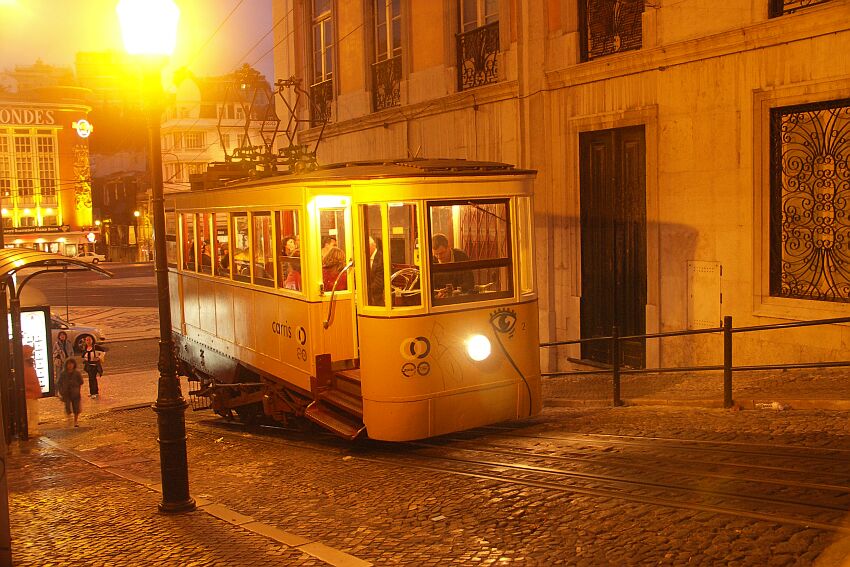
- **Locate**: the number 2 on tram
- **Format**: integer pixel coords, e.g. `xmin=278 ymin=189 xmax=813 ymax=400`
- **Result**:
xmin=168 ymin=160 xmax=541 ymax=441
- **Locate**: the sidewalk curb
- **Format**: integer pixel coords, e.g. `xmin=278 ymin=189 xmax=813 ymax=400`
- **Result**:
xmin=545 ymin=398 xmax=850 ymax=410
xmin=38 ymin=436 xmax=372 ymax=567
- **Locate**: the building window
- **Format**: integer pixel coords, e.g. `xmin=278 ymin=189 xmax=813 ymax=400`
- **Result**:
xmin=372 ymin=0 xmax=402 ymax=111
xmin=184 ymin=132 xmax=204 ymax=149
xmin=0 ymin=135 xmax=11 ymax=200
xmin=42 ymin=215 xmax=58 ymax=226
xmin=770 ymin=98 xmax=850 ymax=302
xmin=310 ymin=0 xmax=334 ymax=125
xmin=579 ymin=0 xmax=644 ymax=62
xmin=768 ymin=0 xmax=832 ymax=17
xmin=2 ymin=218 xmax=11 ymax=229
xmin=456 ymin=0 xmax=499 ymax=91
xmin=19 ymin=216 xmax=35 ymax=227
xmin=221 ymin=133 xmax=230 ymax=151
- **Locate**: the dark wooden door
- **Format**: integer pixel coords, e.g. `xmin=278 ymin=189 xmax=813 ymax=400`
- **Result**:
xmin=579 ymin=126 xmax=647 ymax=368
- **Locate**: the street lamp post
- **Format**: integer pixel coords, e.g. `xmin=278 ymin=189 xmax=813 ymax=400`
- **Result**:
xmin=118 ymin=0 xmax=195 ymax=513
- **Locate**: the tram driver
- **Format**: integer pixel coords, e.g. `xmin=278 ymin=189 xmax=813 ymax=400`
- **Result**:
xmin=431 ymin=233 xmax=475 ymax=298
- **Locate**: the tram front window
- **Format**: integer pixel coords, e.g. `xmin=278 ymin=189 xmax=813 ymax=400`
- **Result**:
xmin=389 ymin=202 xmax=420 ymax=306
xmin=428 ymin=199 xmax=513 ymax=306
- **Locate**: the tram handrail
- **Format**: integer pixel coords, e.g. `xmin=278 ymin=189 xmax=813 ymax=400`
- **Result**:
xmin=323 ymin=259 xmax=354 ymax=330
xmin=540 ymin=314 xmax=850 ymax=408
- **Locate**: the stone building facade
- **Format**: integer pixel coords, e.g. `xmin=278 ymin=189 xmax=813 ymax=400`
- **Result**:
xmin=272 ymin=0 xmax=850 ymax=370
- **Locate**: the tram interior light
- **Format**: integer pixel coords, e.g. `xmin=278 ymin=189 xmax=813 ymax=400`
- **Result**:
xmin=466 ymin=334 xmax=492 ymax=362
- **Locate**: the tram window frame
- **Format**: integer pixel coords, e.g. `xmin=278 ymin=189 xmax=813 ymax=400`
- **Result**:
xmin=277 ymin=209 xmax=303 ymax=294
xmin=426 ymin=198 xmax=514 ymax=306
xmin=180 ymin=212 xmax=197 ymax=272
xmin=388 ymin=202 xmax=422 ymax=308
xmin=361 ymin=203 xmax=387 ymax=307
xmin=197 ymin=213 xmax=213 ymax=275
xmin=165 ymin=210 xmax=178 ymax=268
xmin=516 ymin=196 xmax=535 ymax=295
xmin=212 ymin=212 xmax=231 ymax=278
xmin=251 ymin=211 xmax=275 ymax=288
xmin=231 ymin=213 xmax=251 ymax=283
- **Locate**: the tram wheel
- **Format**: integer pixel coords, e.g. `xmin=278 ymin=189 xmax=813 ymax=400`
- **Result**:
xmin=235 ymin=402 xmax=263 ymax=426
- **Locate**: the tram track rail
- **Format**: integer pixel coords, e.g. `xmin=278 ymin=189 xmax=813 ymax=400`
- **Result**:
xmin=105 ymin=411 xmax=850 ymax=535
xmin=480 ymin=425 xmax=850 ymax=460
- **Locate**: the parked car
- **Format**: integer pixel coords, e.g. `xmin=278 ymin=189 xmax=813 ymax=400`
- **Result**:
xmin=49 ymin=314 xmax=107 ymax=353
xmin=74 ymin=251 xmax=107 ymax=264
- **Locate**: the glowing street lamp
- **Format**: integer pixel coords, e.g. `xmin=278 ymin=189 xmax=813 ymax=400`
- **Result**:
xmin=118 ymin=0 xmax=195 ymax=514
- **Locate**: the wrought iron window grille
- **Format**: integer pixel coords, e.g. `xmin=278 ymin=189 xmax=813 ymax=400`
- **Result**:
xmin=309 ymin=79 xmax=333 ymax=127
xmin=769 ymin=98 xmax=850 ymax=302
xmin=579 ymin=0 xmax=644 ymax=62
xmin=456 ymin=21 xmax=499 ymax=92
xmin=372 ymin=55 xmax=402 ymax=111
xmin=768 ymin=0 xmax=832 ymax=17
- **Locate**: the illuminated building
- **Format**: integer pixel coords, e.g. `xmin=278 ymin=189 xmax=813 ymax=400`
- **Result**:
xmin=0 ymin=87 xmax=97 ymax=254
xmin=272 ymin=0 xmax=850 ymax=367
xmin=160 ymin=65 xmax=273 ymax=192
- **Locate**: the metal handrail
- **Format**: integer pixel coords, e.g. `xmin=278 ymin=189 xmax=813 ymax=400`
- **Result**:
xmin=323 ymin=259 xmax=354 ymax=330
xmin=541 ymin=314 xmax=850 ymax=408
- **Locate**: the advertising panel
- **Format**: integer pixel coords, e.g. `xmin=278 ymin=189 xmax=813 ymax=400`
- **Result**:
xmin=7 ymin=306 xmax=55 ymax=397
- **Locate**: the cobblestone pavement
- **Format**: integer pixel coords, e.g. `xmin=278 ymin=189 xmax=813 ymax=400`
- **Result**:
xmin=544 ymin=367 xmax=850 ymax=409
xmin=18 ymin=402 xmax=850 ymax=566
xmin=7 ymin=441 xmax=325 ymax=566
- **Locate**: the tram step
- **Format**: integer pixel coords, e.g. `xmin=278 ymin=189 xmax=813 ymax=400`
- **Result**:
xmin=319 ymin=388 xmax=363 ymax=418
xmin=304 ymin=402 xmax=366 ymax=441
xmin=333 ymin=369 xmax=362 ymax=398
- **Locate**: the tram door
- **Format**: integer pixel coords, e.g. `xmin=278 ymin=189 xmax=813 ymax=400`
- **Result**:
xmin=316 ymin=198 xmax=359 ymax=360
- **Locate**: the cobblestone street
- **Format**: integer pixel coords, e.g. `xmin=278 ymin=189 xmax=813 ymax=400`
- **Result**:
xmin=8 ymin=397 xmax=850 ymax=565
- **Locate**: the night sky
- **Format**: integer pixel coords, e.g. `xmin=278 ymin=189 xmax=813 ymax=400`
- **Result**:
xmin=0 ymin=0 xmax=275 ymax=86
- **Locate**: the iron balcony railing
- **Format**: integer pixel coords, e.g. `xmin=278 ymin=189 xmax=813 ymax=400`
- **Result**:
xmin=456 ymin=21 xmax=499 ymax=92
xmin=372 ymin=55 xmax=402 ymax=112
xmin=541 ymin=315 xmax=850 ymax=408
xmin=769 ymin=0 xmax=832 ymax=17
xmin=579 ymin=0 xmax=644 ymax=61
xmin=309 ymin=78 xmax=333 ymax=127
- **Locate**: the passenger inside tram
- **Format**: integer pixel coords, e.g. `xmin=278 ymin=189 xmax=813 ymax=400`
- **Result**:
xmin=282 ymin=251 xmax=302 ymax=291
xmin=368 ymin=235 xmax=384 ymax=305
xmin=322 ymin=246 xmax=347 ymax=291
xmin=431 ymin=233 xmax=475 ymax=297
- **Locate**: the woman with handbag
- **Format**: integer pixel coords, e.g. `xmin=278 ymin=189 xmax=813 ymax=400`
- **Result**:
xmin=81 ymin=336 xmax=103 ymax=399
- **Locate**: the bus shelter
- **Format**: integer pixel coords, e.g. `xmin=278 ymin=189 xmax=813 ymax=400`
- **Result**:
xmin=0 ymin=248 xmax=112 ymax=441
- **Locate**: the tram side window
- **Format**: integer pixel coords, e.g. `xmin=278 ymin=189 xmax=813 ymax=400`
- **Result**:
xmin=165 ymin=211 xmax=177 ymax=267
xmin=277 ymin=210 xmax=302 ymax=292
xmin=428 ymin=200 xmax=513 ymax=306
xmin=213 ymin=213 xmax=230 ymax=277
xmin=181 ymin=213 xmax=196 ymax=271
xmin=252 ymin=212 xmax=275 ymax=287
xmin=231 ymin=213 xmax=250 ymax=283
xmin=361 ymin=204 xmax=385 ymax=306
xmin=388 ymin=203 xmax=420 ymax=307
xmin=197 ymin=213 xmax=213 ymax=275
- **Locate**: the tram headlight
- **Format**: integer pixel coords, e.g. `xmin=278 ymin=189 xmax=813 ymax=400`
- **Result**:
xmin=466 ymin=334 xmax=491 ymax=362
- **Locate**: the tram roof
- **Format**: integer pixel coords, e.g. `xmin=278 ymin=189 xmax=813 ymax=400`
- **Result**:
xmin=200 ymin=158 xmax=536 ymax=192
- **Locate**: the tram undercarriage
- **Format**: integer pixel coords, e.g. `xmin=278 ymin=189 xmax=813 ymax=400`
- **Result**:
xmin=177 ymin=334 xmax=367 ymax=439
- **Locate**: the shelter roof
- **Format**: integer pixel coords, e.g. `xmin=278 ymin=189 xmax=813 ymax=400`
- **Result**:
xmin=0 ymin=248 xmax=113 ymax=280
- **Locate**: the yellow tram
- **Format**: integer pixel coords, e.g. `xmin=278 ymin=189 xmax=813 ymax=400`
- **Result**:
xmin=168 ymin=159 xmax=541 ymax=441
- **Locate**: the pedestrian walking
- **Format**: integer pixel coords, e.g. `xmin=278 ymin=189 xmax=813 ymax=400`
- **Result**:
xmin=81 ymin=336 xmax=103 ymax=399
xmin=57 ymin=358 xmax=84 ymax=427
xmin=52 ymin=330 xmax=73 ymax=383
xmin=23 ymin=344 xmax=42 ymax=436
